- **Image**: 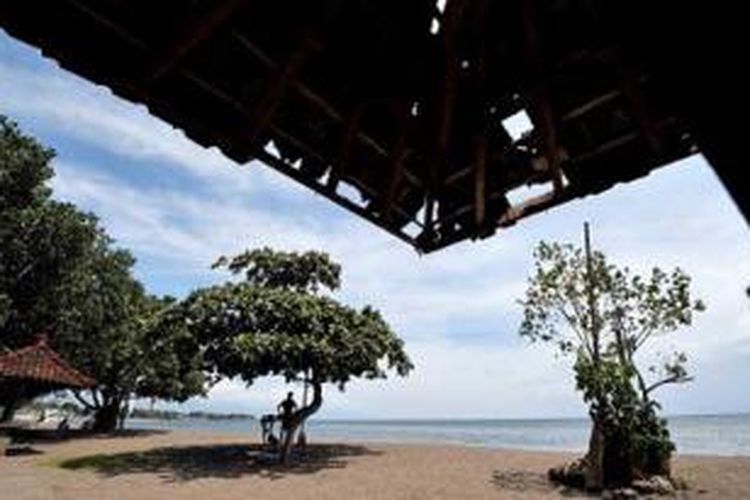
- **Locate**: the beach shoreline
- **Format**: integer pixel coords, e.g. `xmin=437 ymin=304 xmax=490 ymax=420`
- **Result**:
xmin=3 ymin=429 xmax=750 ymax=499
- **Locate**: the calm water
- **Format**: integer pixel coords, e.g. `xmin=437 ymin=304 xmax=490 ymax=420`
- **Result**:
xmin=129 ymin=414 xmax=750 ymax=456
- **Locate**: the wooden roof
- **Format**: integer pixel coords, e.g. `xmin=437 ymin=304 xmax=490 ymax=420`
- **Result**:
xmin=0 ymin=338 xmax=95 ymax=389
xmin=0 ymin=1 xmax=744 ymax=252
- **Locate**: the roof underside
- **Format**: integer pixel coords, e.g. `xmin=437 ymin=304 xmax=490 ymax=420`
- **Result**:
xmin=0 ymin=0 xmax=701 ymax=252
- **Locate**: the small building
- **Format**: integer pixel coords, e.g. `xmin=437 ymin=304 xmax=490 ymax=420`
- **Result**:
xmin=0 ymin=337 xmax=95 ymax=423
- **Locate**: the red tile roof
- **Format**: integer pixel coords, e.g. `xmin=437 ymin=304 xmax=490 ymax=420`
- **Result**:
xmin=0 ymin=337 xmax=95 ymax=388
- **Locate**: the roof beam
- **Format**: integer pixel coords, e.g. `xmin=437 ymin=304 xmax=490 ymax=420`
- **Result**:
xmin=145 ymin=0 xmax=252 ymax=82
xmin=521 ymin=0 xmax=564 ymax=194
xmin=243 ymin=34 xmax=321 ymax=148
xmin=619 ymin=69 xmax=662 ymax=155
xmin=253 ymin=148 xmax=417 ymax=247
xmin=427 ymin=0 xmax=468 ymax=231
xmin=231 ymin=32 xmax=425 ymax=189
xmin=327 ymin=103 xmax=365 ymax=191
xmin=471 ymin=0 xmax=488 ymax=231
xmin=384 ymin=104 xmax=412 ymax=222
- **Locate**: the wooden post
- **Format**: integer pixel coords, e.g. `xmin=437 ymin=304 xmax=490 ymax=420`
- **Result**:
xmin=584 ymin=222 xmax=599 ymax=362
xmin=583 ymin=221 xmax=604 ymax=491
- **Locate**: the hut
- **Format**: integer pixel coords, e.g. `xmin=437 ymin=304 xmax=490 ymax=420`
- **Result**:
xmin=0 ymin=337 xmax=95 ymax=423
xmin=0 ymin=1 xmax=745 ymax=252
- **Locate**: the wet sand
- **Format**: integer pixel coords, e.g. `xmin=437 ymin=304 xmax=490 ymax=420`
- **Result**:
xmin=2 ymin=429 xmax=749 ymax=499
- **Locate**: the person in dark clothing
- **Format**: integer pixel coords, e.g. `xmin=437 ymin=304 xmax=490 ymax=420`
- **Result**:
xmin=277 ymin=392 xmax=297 ymax=443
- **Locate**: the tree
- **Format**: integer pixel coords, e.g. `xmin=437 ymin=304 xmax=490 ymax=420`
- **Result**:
xmin=1 ymin=116 xmax=99 ymax=346
xmin=519 ymin=230 xmax=704 ymax=489
xmin=56 ymin=246 xmax=206 ymax=432
xmin=161 ymin=248 xmax=413 ymax=462
xmin=1 ymin=116 xmax=206 ymax=429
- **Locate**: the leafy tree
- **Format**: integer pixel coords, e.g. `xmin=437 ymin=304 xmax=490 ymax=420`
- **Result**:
xmin=520 ymin=236 xmax=704 ymax=488
xmin=1 ymin=116 xmax=99 ymax=345
xmin=1 ymin=116 xmax=206 ymax=429
xmin=57 ymin=246 xmax=206 ymax=432
xmin=161 ymin=248 xmax=413 ymax=462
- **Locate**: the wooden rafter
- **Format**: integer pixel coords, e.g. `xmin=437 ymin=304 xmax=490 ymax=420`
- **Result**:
xmin=521 ymin=0 xmax=564 ymax=194
xmin=571 ymin=118 xmax=674 ymax=164
xmin=183 ymin=70 xmax=420 ymax=225
xmin=327 ymin=103 xmax=365 ymax=191
xmin=619 ymin=68 xmax=662 ymax=155
xmin=231 ymin=31 xmax=424 ymax=189
xmin=253 ymin=148 xmax=417 ymax=247
xmin=384 ymin=103 xmax=411 ymax=222
xmin=145 ymin=0 xmax=251 ymax=82
xmin=13 ymin=0 xmax=708 ymax=253
xmin=471 ymin=0 xmax=488 ymax=231
xmin=243 ymin=34 xmax=321 ymax=148
xmin=427 ymin=0 xmax=468 ymax=231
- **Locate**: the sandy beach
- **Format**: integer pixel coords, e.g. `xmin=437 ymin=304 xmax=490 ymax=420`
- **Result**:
xmin=2 ymin=430 xmax=750 ymax=499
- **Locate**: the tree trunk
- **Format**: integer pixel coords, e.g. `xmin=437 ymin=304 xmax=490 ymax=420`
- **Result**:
xmin=92 ymin=398 xmax=122 ymax=433
xmin=279 ymin=381 xmax=323 ymax=464
xmin=603 ymin=429 xmax=634 ymax=488
xmin=0 ymin=400 xmax=17 ymax=423
xmin=584 ymin=420 xmax=604 ymax=490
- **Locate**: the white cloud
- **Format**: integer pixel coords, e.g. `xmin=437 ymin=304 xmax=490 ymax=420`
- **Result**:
xmin=0 ymin=53 xmax=264 ymax=192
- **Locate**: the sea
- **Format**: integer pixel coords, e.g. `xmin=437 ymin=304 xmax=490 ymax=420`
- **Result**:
xmin=128 ymin=414 xmax=750 ymax=456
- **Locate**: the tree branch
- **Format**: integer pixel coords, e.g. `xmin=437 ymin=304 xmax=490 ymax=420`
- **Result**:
xmin=645 ymin=375 xmax=694 ymax=395
xmin=72 ymin=390 xmax=96 ymax=410
xmin=555 ymin=303 xmax=592 ymax=357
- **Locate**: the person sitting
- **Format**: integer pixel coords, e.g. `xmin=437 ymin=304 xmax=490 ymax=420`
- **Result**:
xmin=260 ymin=414 xmax=278 ymax=447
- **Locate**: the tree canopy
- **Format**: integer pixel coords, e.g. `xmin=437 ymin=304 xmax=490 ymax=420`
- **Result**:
xmin=161 ymin=248 xmax=412 ymax=461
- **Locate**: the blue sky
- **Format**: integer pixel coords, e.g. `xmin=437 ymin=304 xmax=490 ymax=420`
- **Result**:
xmin=2 ymin=30 xmax=749 ymax=419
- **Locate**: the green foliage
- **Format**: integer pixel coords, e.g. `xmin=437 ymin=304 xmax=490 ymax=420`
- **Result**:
xmin=0 ymin=116 xmax=205 ymax=429
xmin=171 ymin=283 xmax=411 ymax=388
xmin=171 ymin=248 xmax=412 ymax=388
xmin=520 ymin=239 xmax=704 ymax=482
xmin=1 ymin=117 xmax=101 ymax=342
xmin=212 ymin=247 xmax=341 ymax=293
xmin=0 ymin=115 xmax=54 ymax=210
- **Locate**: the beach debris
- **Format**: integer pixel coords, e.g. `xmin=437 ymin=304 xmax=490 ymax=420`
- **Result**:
xmin=602 ymin=487 xmax=639 ymax=499
xmin=632 ymin=475 xmax=676 ymax=496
